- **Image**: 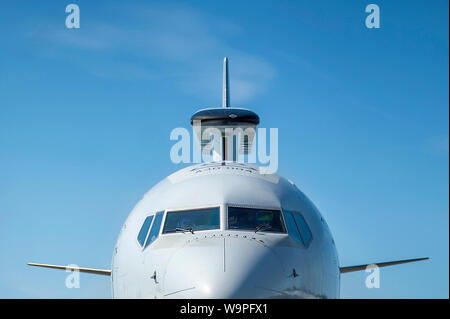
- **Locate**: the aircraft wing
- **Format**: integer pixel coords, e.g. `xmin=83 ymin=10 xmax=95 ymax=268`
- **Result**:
xmin=339 ymin=257 xmax=429 ymax=274
xmin=27 ymin=262 xmax=111 ymax=276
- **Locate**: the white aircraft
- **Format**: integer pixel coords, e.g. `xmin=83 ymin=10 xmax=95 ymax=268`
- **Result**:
xmin=28 ymin=58 xmax=428 ymax=298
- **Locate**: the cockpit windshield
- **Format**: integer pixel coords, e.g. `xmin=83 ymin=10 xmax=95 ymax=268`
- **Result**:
xmin=227 ymin=207 xmax=285 ymax=233
xmin=162 ymin=207 xmax=220 ymax=234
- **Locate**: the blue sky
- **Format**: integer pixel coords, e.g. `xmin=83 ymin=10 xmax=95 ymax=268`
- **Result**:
xmin=0 ymin=0 xmax=448 ymax=298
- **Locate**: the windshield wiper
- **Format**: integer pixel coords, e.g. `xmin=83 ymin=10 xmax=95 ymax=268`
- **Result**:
xmin=175 ymin=227 xmax=195 ymax=234
xmin=255 ymin=224 xmax=272 ymax=233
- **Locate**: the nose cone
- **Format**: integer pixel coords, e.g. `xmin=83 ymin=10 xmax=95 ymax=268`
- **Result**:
xmin=163 ymin=233 xmax=286 ymax=298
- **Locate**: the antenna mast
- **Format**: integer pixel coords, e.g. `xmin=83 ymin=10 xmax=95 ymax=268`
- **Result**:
xmin=191 ymin=57 xmax=259 ymax=162
xmin=222 ymin=57 xmax=230 ymax=108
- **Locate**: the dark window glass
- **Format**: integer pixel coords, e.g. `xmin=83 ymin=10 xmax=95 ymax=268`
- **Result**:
xmin=144 ymin=211 xmax=164 ymax=248
xmin=228 ymin=207 xmax=285 ymax=232
xmin=137 ymin=215 xmax=154 ymax=246
xmin=162 ymin=207 xmax=220 ymax=233
xmin=293 ymin=213 xmax=312 ymax=246
xmin=284 ymin=211 xmax=303 ymax=244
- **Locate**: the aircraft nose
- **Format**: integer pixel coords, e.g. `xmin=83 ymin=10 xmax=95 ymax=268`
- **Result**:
xmin=163 ymin=233 xmax=286 ymax=298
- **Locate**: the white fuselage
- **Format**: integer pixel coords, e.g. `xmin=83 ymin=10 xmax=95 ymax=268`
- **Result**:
xmin=111 ymin=162 xmax=340 ymax=298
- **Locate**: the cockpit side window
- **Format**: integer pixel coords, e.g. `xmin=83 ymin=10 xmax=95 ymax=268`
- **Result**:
xmin=162 ymin=207 xmax=220 ymax=234
xmin=137 ymin=215 xmax=154 ymax=247
xmin=293 ymin=213 xmax=312 ymax=246
xmin=283 ymin=211 xmax=303 ymax=244
xmin=284 ymin=210 xmax=313 ymax=247
xmin=227 ymin=207 xmax=286 ymax=233
xmin=144 ymin=211 xmax=164 ymax=248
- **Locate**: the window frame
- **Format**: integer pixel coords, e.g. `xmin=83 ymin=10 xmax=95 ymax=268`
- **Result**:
xmin=143 ymin=211 xmax=165 ymax=249
xmin=162 ymin=206 xmax=221 ymax=235
xmin=283 ymin=209 xmax=313 ymax=248
xmin=283 ymin=210 xmax=304 ymax=246
xmin=161 ymin=204 xmax=223 ymax=237
xmin=226 ymin=204 xmax=287 ymax=234
xmin=137 ymin=215 xmax=155 ymax=247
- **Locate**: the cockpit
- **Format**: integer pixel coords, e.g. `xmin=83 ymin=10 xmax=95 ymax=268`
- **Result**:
xmin=227 ymin=207 xmax=285 ymax=233
xmin=163 ymin=207 xmax=220 ymax=234
xmin=137 ymin=206 xmax=313 ymax=249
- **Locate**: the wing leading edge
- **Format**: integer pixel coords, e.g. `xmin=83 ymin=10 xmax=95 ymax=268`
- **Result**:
xmin=339 ymin=257 xmax=429 ymax=274
xmin=27 ymin=262 xmax=111 ymax=276
xmin=28 ymin=257 xmax=429 ymax=276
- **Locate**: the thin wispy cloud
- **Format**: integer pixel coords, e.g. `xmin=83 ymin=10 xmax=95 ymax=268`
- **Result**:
xmin=31 ymin=4 xmax=276 ymax=104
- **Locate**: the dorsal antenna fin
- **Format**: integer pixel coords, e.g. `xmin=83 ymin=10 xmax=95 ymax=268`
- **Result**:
xmin=222 ymin=57 xmax=230 ymax=108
